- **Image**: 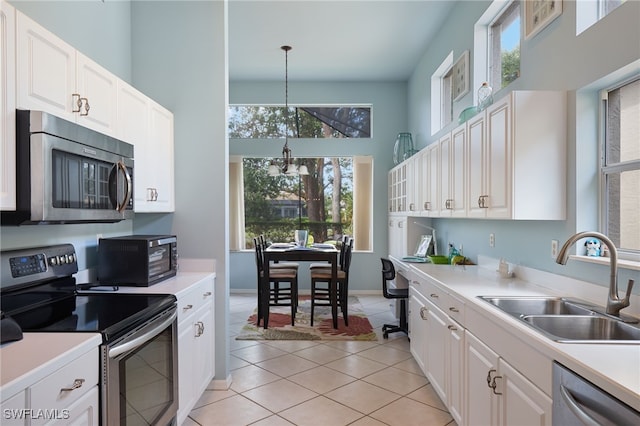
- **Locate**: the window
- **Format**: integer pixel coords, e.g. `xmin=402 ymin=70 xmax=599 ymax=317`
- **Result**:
xmin=430 ymin=52 xmax=454 ymax=135
xmin=489 ymin=1 xmax=520 ymax=89
xmin=601 ymin=77 xmax=640 ymax=257
xmin=577 ymin=0 xmax=627 ymax=34
xmin=230 ymin=156 xmax=373 ymax=251
xmin=229 ymin=106 xmax=372 ymax=139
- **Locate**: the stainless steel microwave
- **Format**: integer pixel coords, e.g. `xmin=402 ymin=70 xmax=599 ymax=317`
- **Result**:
xmin=2 ymin=110 xmax=134 ymax=225
xmin=98 ymin=235 xmax=178 ymax=286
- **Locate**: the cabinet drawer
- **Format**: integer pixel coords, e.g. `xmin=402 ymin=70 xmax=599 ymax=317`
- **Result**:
xmin=444 ymin=293 xmax=465 ymax=324
xmin=1 ymin=391 xmax=27 ymax=426
xmin=177 ymin=278 xmax=214 ymax=323
xmin=29 ymin=348 xmax=98 ymax=425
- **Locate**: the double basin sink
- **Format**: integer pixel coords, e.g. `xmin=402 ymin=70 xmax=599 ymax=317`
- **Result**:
xmin=479 ymin=296 xmax=640 ymax=344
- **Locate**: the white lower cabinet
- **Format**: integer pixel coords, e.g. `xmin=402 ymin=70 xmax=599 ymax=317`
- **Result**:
xmin=409 ymin=272 xmax=465 ymax=425
xmin=176 ymin=276 xmax=215 ymax=425
xmin=0 ymin=347 xmax=99 ymax=426
xmin=408 ymin=287 xmax=428 ymax=373
xmin=408 ymin=266 xmax=551 ymax=426
xmin=465 ymin=332 xmax=552 ymax=426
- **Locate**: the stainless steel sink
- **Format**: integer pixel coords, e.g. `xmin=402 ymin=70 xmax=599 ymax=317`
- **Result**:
xmin=478 ymin=296 xmax=640 ymax=344
xmin=522 ymin=315 xmax=640 ymax=342
xmin=479 ymin=296 xmax=596 ymax=317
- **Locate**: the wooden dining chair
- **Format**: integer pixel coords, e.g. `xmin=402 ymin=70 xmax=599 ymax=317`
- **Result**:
xmin=309 ymin=238 xmax=353 ymax=327
xmin=253 ymin=238 xmax=299 ymax=328
xmin=259 ymin=234 xmax=299 ymax=271
xmin=309 ymin=235 xmax=348 ymax=272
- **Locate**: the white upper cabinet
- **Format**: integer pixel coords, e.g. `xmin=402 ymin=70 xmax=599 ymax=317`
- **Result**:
xmin=1 ymin=0 xmax=16 ymax=211
xmin=16 ymin=11 xmax=117 ymax=136
xmin=440 ymin=124 xmax=467 ymax=217
xmin=146 ymin=101 xmax=175 ymax=212
xmin=467 ymin=91 xmax=567 ymax=220
xmin=118 ymin=81 xmax=175 ymax=213
xmin=389 ymin=90 xmax=566 ymax=222
xmin=9 ymin=9 xmax=175 ymax=214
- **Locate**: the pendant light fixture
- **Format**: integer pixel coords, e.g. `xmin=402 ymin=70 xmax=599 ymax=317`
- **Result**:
xmin=268 ymin=45 xmax=308 ymax=177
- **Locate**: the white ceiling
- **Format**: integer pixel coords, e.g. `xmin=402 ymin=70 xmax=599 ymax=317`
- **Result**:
xmin=228 ymin=0 xmax=458 ymax=82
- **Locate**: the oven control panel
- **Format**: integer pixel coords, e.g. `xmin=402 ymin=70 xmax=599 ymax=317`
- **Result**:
xmin=1 ymin=244 xmax=78 ymax=290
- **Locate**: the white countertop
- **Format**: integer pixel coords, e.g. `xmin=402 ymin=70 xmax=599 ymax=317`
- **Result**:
xmin=0 ymin=333 xmax=101 ymax=400
xmin=1 ymin=269 xmax=215 ymax=403
xmin=406 ymin=260 xmax=640 ymax=411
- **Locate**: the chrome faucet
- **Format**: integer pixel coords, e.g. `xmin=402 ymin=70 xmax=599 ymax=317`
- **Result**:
xmin=556 ymin=231 xmax=635 ymax=316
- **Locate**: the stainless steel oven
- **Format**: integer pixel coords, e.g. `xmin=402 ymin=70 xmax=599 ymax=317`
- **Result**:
xmin=1 ymin=244 xmax=179 ymax=426
xmin=103 ymin=303 xmax=178 ymax=426
xmin=2 ymin=110 xmax=134 ymax=225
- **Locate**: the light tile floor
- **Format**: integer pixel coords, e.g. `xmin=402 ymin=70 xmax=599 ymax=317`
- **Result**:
xmin=186 ymin=293 xmax=456 ymax=426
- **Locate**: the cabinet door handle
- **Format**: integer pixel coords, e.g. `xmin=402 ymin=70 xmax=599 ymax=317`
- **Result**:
xmin=72 ymin=94 xmax=83 ymax=112
xmin=449 ymin=307 xmax=459 ymax=313
xmin=183 ymin=304 xmax=193 ymax=312
xmin=419 ymin=306 xmax=428 ymax=320
xmin=81 ymin=98 xmax=90 ymax=116
xmin=491 ymin=375 xmax=503 ymax=395
xmin=486 ymin=369 xmax=496 ymax=387
xmin=203 ymin=291 xmax=212 ymax=298
xmin=195 ymin=321 xmax=205 ymax=337
xmin=430 ymin=293 xmax=439 ymax=298
xmin=60 ymin=378 xmax=85 ymax=392
xmin=447 ymin=325 xmax=457 ymax=331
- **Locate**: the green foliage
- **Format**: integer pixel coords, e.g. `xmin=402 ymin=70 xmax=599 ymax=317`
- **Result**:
xmin=501 ymin=47 xmax=520 ymax=88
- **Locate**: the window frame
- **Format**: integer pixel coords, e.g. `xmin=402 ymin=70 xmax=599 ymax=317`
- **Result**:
xmin=229 ymin=155 xmax=373 ymax=252
xmin=598 ymin=75 xmax=640 ymax=262
xmin=599 ymin=76 xmax=640 ymax=261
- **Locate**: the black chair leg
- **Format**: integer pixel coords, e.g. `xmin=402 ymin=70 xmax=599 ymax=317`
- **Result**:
xmin=382 ymin=299 xmax=408 ymax=339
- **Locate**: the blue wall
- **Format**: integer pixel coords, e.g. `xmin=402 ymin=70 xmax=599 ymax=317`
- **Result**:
xmin=229 ymin=81 xmax=407 ymax=291
xmin=406 ymin=0 xmax=640 ymax=290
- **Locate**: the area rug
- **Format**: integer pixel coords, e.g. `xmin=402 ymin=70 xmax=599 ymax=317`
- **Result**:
xmin=236 ymin=295 xmax=378 ymax=341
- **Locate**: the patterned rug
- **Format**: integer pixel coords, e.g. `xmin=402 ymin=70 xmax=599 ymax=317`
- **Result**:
xmin=236 ymin=295 xmax=378 ymax=341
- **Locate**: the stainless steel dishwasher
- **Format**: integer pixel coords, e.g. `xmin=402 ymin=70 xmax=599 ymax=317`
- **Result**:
xmin=553 ymin=362 xmax=639 ymax=425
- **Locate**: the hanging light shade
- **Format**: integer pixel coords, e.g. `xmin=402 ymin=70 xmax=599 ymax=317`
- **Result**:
xmin=267 ymin=45 xmax=306 ymax=177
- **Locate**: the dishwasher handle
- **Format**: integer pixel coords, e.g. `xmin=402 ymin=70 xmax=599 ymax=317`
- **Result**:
xmin=559 ymin=385 xmax=601 ymax=426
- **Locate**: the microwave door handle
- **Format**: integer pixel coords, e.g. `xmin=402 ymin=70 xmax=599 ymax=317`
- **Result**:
xmin=110 ymin=161 xmax=132 ymax=212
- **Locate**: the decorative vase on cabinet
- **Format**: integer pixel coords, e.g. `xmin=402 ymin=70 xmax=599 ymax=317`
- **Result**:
xmin=393 ymin=132 xmax=417 ymax=165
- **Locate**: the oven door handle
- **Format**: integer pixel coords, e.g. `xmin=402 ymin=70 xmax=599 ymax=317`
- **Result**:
xmin=108 ymin=309 xmax=177 ymax=359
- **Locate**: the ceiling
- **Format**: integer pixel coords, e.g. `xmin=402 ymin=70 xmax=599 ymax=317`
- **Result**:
xmin=228 ymin=0 xmax=458 ymax=82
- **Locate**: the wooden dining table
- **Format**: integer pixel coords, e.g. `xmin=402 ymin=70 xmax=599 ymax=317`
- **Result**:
xmin=263 ymin=244 xmax=339 ymax=328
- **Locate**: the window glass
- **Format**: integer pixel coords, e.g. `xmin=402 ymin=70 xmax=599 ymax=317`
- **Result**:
xmin=489 ymin=1 xmax=520 ymax=89
xmin=602 ymin=78 xmax=640 ymax=254
xmin=242 ymin=157 xmax=353 ymax=249
xmin=229 ymin=106 xmax=371 ymax=139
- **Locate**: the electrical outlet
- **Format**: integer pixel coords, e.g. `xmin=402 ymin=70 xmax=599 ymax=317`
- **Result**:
xmin=551 ymin=239 xmax=559 ymax=258
xmin=489 ymin=233 xmax=495 ymax=247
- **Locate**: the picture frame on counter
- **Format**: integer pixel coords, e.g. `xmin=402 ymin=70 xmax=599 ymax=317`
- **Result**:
xmin=524 ymin=0 xmax=563 ymax=40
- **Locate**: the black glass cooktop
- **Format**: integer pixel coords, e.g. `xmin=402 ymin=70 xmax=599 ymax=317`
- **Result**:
xmin=2 ymin=281 xmax=175 ymax=343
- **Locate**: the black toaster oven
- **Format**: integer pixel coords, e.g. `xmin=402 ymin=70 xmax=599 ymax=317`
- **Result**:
xmin=98 ymin=235 xmax=177 ymax=286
